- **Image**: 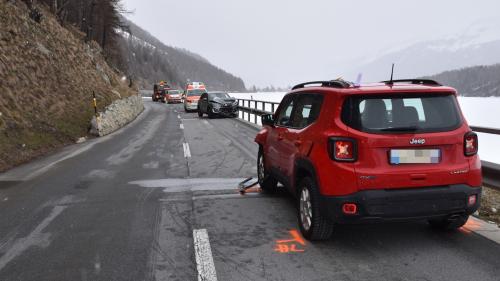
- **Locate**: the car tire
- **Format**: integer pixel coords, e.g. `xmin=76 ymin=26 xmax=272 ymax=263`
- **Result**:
xmin=428 ymin=214 xmax=469 ymax=231
xmin=207 ymin=107 xmax=215 ymax=119
xmin=257 ymin=148 xmax=278 ymax=193
xmin=297 ymin=177 xmax=334 ymax=241
xmin=198 ymin=110 xmax=203 ymax=117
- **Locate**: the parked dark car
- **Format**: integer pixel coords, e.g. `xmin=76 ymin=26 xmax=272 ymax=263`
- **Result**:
xmin=198 ymin=92 xmax=238 ymax=118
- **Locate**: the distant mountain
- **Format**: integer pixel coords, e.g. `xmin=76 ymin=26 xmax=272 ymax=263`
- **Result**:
xmin=346 ymin=21 xmax=500 ymax=82
xmin=117 ymin=17 xmax=246 ymax=91
xmin=425 ymin=64 xmax=500 ymax=97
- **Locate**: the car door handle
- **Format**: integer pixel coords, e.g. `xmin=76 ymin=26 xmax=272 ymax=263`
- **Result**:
xmin=277 ymin=134 xmax=284 ymax=141
xmin=294 ymin=140 xmax=302 ymax=147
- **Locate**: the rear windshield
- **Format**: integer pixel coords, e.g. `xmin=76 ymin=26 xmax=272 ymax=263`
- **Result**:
xmin=341 ymin=94 xmax=462 ymax=133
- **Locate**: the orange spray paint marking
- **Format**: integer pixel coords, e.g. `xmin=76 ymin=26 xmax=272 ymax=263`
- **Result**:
xmin=463 ymin=218 xmax=481 ymax=231
xmin=274 ymin=230 xmax=306 ymax=253
xmin=459 ymin=217 xmax=481 ymax=234
xmin=242 ymin=187 xmax=262 ymax=194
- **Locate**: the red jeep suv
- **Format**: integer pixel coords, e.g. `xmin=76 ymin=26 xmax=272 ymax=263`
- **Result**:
xmin=255 ymin=79 xmax=482 ymax=240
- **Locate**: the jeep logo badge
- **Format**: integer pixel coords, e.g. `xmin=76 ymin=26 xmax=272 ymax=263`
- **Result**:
xmin=410 ymin=138 xmax=426 ymax=145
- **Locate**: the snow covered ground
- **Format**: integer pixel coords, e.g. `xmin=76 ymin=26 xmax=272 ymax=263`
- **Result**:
xmin=230 ymin=92 xmax=500 ymax=164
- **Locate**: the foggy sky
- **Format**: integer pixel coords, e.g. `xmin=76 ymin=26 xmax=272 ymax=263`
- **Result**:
xmin=122 ymin=0 xmax=500 ymax=88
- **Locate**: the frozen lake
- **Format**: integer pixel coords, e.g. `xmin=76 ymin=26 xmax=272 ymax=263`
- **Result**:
xmin=230 ymin=92 xmax=500 ymax=164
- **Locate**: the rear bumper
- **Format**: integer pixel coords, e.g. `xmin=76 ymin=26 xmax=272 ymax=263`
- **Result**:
xmin=184 ymin=103 xmax=198 ymax=110
xmin=319 ymin=184 xmax=481 ymax=223
xmin=168 ymin=98 xmax=182 ymax=103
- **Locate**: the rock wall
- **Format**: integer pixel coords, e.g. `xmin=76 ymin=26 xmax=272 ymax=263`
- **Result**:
xmin=0 ymin=1 xmax=137 ymax=172
xmin=90 ymin=95 xmax=144 ymax=136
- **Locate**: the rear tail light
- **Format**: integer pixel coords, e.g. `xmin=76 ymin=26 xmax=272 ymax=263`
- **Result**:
xmin=342 ymin=203 xmax=357 ymax=215
xmin=464 ymin=132 xmax=478 ymax=156
xmin=328 ymin=137 xmax=357 ymax=162
xmin=467 ymin=194 xmax=477 ymax=207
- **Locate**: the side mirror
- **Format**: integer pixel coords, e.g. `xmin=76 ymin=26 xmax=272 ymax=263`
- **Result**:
xmin=261 ymin=114 xmax=275 ymax=127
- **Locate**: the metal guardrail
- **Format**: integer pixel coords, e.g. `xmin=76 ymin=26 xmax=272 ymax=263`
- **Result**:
xmin=471 ymin=126 xmax=500 ymax=190
xmin=236 ymin=100 xmax=500 ymax=190
xmin=237 ymin=99 xmax=279 ymax=125
xmin=470 ymin=126 xmax=500 ymax=135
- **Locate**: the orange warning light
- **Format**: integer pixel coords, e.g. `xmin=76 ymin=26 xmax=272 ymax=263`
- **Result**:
xmin=274 ymin=230 xmax=306 ymax=253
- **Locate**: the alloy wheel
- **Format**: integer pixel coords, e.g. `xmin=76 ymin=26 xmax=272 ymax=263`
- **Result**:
xmin=300 ymin=187 xmax=313 ymax=231
xmin=258 ymin=154 xmax=265 ymax=183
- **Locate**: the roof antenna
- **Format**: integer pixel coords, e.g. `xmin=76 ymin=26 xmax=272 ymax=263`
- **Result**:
xmin=354 ymin=73 xmax=362 ymax=87
xmin=389 ymin=63 xmax=395 ymax=85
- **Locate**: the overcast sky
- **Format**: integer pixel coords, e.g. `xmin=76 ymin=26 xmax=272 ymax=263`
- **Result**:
xmin=122 ymin=0 xmax=500 ymax=87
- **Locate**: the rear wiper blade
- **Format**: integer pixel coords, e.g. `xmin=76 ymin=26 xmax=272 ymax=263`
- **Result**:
xmin=380 ymin=126 xmax=420 ymax=131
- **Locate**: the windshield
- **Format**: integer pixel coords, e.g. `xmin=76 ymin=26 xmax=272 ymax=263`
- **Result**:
xmin=341 ymin=94 xmax=462 ymax=133
xmin=169 ymin=90 xmax=180 ymax=95
xmin=187 ymin=89 xmax=206 ymax=97
xmin=210 ymin=93 xmax=230 ymax=99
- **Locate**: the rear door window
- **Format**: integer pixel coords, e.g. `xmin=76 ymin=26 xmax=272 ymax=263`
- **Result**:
xmin=290 ymin=94 xmax=324 ymax=128
xmin=276 ymin=96 xmax=294 ymax=127
xmin=342 ymin=94 xmax=462 ymax=133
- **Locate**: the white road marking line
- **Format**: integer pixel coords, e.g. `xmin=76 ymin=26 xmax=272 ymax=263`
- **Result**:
xmin=183 ymin=143 xmax=191 ymax=158
xmin=463 ymin=216 xmax=500 ymax=244
xmin=0 ymin=205 xmax=67 ymax=271
xmin=180 ymin=124 xmax=184 ymax=130
xmin=193 ymin=193 xmax=263 ymax=200
xmin=129 ymin=178 xmax=247 ymax=191
xmin=193 ymin=229 xmax=218 ymax=281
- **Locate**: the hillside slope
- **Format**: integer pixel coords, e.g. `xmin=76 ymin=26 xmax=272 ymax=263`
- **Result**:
xmin=426 ymin=64 xmax=500 ymax=97
xmin=118 ymin=18 xmax=246 ymax=91
xmin=0 ymin=1 xmax=136 ymax=172
xmin=344 ymin=22 xmax=500 ymax=82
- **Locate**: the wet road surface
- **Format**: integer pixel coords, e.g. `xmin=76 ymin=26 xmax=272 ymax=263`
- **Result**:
xmin=0 ymin=99 xmax=499 ymax=281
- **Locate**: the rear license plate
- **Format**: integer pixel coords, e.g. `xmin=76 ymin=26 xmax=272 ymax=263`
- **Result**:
xmin=390 ymin=149 xmax=441 ymax=164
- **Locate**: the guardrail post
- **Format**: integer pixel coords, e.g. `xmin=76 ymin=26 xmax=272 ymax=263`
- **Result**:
xmin=254 ymin=101 xmax=257 ymax=124
xmin=247 ymin=100 xmax=250 ymax=122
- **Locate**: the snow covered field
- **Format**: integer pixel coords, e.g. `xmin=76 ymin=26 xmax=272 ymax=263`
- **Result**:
xmin=230 ymin=92 xmax=500 ymax=164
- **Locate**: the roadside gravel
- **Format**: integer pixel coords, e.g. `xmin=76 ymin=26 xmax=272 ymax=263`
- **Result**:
xmin=478 ymin=186 xmax=500 ymax=226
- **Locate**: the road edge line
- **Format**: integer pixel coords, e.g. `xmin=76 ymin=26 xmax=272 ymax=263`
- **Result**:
xmin=465 ymin=216 xmax=500 ymax=244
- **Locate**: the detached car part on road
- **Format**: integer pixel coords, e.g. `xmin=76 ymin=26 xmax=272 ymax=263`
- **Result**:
xmin=197 ymin=92 xmax=238 ymax=118
xmin=255 ymin=79 xmax=482 ymax=241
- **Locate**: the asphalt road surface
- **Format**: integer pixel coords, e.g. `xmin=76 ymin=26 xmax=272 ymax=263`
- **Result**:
xmin=0 ymin=98 xmax=499 ymax=281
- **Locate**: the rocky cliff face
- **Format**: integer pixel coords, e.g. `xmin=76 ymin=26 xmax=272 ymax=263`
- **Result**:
xmin=0 ymin=1 xmax=137 ymax=172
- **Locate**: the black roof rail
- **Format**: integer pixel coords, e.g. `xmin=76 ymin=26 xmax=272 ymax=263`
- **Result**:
xmin=292 ymin=80 xmax=352 ymax=91
xmin=381 ymin=79 xmax=441 ymax=86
